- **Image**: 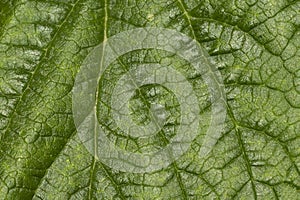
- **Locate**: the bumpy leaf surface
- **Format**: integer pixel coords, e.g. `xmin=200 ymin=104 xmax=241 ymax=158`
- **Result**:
xmin=0 ymin=0 xmax=299 ymax=199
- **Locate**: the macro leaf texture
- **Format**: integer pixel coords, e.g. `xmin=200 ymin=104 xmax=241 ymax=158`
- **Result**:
xmin=0 ymin=0 xmax=299 ymax=199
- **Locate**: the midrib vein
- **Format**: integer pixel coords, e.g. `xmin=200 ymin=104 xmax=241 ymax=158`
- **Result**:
xmin=177 ymin=0 xmax=196 ymax=40
xmin=103 ymin=0 xmax=108 ymax=42
xmin=89 ymin=0 xmax=109 ymax=198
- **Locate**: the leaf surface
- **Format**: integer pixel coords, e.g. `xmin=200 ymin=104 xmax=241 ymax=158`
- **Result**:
xmin=0 ymin=0 xmax=299 ymax=199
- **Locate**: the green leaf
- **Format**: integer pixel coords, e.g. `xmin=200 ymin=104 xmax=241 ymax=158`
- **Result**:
xmin=0 ymin=0 xmax=299 ymax=199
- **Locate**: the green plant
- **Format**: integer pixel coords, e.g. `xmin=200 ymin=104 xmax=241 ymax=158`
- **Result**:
xmin=0 ymin=0 xmax=299 ymax=199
